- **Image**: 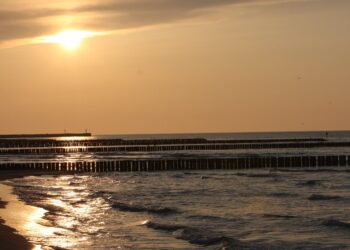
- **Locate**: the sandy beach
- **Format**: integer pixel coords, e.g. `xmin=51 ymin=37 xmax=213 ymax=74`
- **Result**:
xmin=0 ymin=172 xmax=61 ymax=250
xmin=0 ymin=217 xmax=32 ymax=250
xmin=0 ymin=173 xmax=33 ymax=250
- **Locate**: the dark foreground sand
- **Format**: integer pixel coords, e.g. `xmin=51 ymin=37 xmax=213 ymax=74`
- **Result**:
xmin=0 ymin=216 xmax=33 ymax=250
xmin=0 ymin=171 xmax=60 ymax=250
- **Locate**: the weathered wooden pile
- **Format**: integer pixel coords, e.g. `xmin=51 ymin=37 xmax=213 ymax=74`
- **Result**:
xmin=0 ymin=137 xmax=348 ymax=172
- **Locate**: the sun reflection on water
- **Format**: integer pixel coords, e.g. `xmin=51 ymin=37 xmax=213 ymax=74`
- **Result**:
xmin=4 ymin=175 xmax=110 ymax=249
xmin=45 ymin=177 xmax=109 ymax=248
xmin=25 ymin=207 xmax=56 ymax=237
xmin=56 ymin=136 xmax=95 ymax=141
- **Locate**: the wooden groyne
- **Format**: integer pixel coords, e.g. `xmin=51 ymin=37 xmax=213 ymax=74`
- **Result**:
xmin=0 ymin=138 xmax=325 ymax=148
xmin=1 ymin=141 xmax=350 ymax=155
xmin=0 ymin=155 xmax=348 ymax=173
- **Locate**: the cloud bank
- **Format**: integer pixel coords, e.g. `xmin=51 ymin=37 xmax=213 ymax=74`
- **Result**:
xmin=0 ymin=0 xmax=308 ymax=45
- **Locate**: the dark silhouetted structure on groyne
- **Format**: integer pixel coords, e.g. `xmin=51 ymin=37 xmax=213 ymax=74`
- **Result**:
xmin=0 ymin=133 xmax=91 ymax=139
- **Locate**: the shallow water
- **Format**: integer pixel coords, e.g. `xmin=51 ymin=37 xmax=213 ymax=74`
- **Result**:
xmin=3 ymin=168 xmax=350 ymax=250
xmin=1 ymin=131 xmax=350 ymax=249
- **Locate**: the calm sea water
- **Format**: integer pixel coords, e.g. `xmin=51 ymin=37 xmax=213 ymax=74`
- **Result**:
xmin=4 ymin=169 xmax=350 ymax=250
xmin=2 ymin=132 xmax=350 ymax=249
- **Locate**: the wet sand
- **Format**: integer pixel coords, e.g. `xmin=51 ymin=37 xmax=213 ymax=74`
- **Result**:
xmin=0 ymin=173 xmax=33 ymax=249
xmin=0 ymin=217 xmax=33 ymax=250
xmin=0 ymin=171 xmax=60 ymax=250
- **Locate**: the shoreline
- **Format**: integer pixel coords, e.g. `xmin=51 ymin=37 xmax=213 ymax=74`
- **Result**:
xmin=0 ymin=171 xmax=61 ymax=250
xmin=0 ymin=217 xmax=33 ymax=250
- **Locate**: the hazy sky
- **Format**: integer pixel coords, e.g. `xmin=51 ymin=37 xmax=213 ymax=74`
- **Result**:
xmin=0 ymin=0 xmax=349 ymax=134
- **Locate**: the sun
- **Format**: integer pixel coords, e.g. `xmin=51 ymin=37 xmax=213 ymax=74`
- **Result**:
xmin=42 ymin=30 xmax=94 ymax=50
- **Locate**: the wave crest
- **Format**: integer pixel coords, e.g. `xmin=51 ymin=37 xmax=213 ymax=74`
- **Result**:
xmin=145 ymin=221 xmax=236 ymax=246
xmin=112 ymin=201 xmax=178 ymax=214
xmin=322 ymin=219 xmax=350 ymax=230
xmin=308 ymin=194 xmax=341 ymax=201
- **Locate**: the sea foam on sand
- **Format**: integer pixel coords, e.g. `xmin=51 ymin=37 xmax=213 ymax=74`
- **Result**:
xmin=0 ymin=183 xmax=61 ymax=250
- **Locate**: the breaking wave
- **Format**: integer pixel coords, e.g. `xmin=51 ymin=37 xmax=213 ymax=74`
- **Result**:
xmin=298 ymin=180 xmax=324 ymax=186
xmin=262 ymin=214 xmax=296 ymax=219
xmin=112 ymin=201 xmax=178 ymax=214
xmin=322 ymin=219 xmax=350 ymax=230
xmin=234 ymin=173 xmax=277 ymax=178
xmin=145 ymin=221 xmax=235 ymax=246
xmin=308 ymin=194 xmax=341 ymax=201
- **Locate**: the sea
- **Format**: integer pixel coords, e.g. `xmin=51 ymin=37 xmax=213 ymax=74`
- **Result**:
xmin=1 ymin=131 xmax=350 ymax=249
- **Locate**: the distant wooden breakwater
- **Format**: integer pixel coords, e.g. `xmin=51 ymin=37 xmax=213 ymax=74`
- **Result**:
xmin=1 ymin=141 xmax=350 ymax=155
xmin=0 ymin=155 xmax=349 ymax=172
xmin=0 ymin=138 xmax=325 ymax=148
xmin=1 ymin=137 xmax=349 ymax=172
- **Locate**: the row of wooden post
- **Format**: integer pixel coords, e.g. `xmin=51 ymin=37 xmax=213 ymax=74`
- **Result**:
xmin=0 ymin=138 xmax=325 ymax=148
xmin=1 ymin=142 xmax=350 ymax=155
xmin=0 ymin=155 xmax=348 ymax=173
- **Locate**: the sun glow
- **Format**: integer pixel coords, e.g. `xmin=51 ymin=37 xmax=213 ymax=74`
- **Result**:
xmin=41 ymin=30 xmax=95 ymax=50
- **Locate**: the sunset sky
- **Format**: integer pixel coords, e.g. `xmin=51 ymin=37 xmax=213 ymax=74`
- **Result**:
xmin=1 ymin=0 xmax=349 ymax=134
